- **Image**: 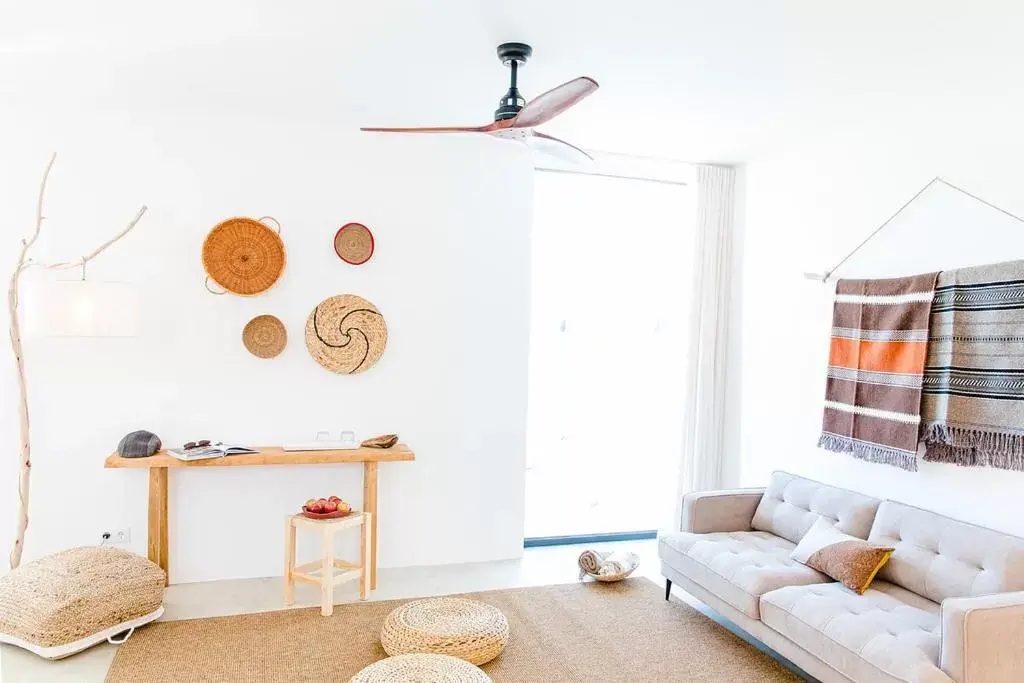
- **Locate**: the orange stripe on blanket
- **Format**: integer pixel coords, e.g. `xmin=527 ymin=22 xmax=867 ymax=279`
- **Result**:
xmin=828 ymin=337 xmax=928 ymax=374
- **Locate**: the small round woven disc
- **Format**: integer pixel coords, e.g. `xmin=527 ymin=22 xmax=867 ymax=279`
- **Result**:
xmin=334 ymin=223 xmax=375 ymax=265
xmin=202 ymin=217 xmax=286 ymax=296
xmin=242 ymin=315 xmax=287 ymax=359
xmin=305 ymin=294 xmax=387 ymax=374
xmin=349 ymin=654 xmax=491 ymax=683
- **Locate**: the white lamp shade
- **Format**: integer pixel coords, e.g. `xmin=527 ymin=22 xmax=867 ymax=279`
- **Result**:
xmin=24 ymin=281 xmax=139 ymax=337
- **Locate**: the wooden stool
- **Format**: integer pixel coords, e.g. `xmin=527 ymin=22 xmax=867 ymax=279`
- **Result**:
xmin=284 ymin=512 xmax=371 ymax=616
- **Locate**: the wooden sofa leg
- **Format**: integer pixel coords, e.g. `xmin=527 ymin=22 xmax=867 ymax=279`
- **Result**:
xmin=665 ymin=579 xmax=672 ymax=601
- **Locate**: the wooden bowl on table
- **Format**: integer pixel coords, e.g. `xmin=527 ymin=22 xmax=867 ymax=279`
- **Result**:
xmin=301 ymin=507 xmax=357 ymax=520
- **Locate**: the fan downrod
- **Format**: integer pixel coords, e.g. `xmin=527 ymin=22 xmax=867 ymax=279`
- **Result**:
xmin=494 ymin=42 xmax=533 ymax=121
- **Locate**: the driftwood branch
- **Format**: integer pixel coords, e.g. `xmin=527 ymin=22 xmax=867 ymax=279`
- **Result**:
xmin=8 ymin=154 xmax=147 ymax=569
xmin=33 ymin=206 xmax=148 ymax=274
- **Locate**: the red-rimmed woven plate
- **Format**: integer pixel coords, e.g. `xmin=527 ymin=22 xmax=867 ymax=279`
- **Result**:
xmin=334 ymin=223 xmax=375 ymax=265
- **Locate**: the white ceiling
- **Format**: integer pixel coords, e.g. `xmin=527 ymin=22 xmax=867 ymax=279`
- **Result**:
xmin=4 ymin=1 xmax=1024 ymax=162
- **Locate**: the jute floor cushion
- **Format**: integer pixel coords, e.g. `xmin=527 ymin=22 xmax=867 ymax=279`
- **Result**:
xmin=349 ymin=653 xmax=492 ymax=682
xmin=0 ymin=546 xmax=165 ymax=659
xmin=381 ymin=597 xmax=509 ymax=665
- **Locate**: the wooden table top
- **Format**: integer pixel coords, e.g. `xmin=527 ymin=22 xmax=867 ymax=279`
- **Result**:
xmin=104 ymin=444 xmax=416 ymax=468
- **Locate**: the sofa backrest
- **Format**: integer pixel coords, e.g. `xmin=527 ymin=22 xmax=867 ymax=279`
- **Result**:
xmin=869 ymin=500 xmax=1024 ymax=603
xmin=751 ymin=471 xmax=881 ymax=544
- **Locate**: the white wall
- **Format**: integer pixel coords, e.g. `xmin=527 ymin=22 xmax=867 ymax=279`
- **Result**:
xmin=738 ymin=141 xmax=1024 ymax=535
xmin=0 ymin=105 xmax=533 ymax=583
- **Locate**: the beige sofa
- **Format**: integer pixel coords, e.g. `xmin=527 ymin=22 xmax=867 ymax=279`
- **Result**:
xmin=659 ymin=471 xmax=1024 ymax=683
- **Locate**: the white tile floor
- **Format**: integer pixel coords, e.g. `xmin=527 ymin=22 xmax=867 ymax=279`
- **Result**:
xmin=1 ymin=540 xmax=812 ymax=682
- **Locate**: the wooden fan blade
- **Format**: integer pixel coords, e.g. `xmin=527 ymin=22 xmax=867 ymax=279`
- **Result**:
xmin=528 ymin=131 xmax=594 ymax=163
xmin=361 ymin=120 xmax=512 ymax=133
xmin=512 ymin=77 xmax=599 ymax=129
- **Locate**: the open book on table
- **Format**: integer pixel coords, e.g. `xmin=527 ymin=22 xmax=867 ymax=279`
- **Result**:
xmin=167 ymin=443 xmax=259 ymax=461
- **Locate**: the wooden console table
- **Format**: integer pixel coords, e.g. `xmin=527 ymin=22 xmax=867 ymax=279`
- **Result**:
xmin=104 ymin=445 xmax=415 ymax=586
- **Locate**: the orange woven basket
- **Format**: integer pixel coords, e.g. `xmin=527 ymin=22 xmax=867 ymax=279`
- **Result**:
xmin=202 ymin=217 xmax=286 ymax=296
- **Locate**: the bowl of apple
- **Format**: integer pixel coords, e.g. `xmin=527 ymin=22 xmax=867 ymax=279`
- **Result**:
xmin=302 ymin=496 xmax=354 ymax=519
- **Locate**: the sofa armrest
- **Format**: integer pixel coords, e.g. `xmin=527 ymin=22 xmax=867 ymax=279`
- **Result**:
xmin=941 ymin=591 xmax=1024 ymax=683
xmin=680 ymin=488 xmax=765 ymax=534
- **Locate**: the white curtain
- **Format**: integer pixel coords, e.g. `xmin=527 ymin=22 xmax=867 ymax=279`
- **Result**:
xmin=678 ymin=165 xmax=737 ymax=521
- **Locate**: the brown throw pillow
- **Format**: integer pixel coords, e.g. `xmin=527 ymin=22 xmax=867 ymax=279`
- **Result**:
xmin=790 ymin=518 xmax=894 ymax=594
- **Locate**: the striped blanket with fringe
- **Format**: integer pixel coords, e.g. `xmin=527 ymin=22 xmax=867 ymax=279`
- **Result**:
xmin=921 ymin=259 xmax=1024 ymax=470
xmin=818 ymin=273 xmax=939 ymax=471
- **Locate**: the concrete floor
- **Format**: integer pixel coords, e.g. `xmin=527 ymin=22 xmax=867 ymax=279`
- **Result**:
xmin=1 ymin=539 xmax=813 ymax=682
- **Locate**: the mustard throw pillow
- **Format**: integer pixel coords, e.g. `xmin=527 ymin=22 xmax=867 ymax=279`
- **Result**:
xmin=790 ymin=518 xmax=894 ymax=594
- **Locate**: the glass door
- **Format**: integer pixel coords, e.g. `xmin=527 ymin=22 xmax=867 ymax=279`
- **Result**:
xmin=525 ymin=169 xmax=694 ymax=542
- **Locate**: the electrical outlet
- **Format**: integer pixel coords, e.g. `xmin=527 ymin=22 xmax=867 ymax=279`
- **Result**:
xmin=103 ymin=528 xmax=131 ymax=545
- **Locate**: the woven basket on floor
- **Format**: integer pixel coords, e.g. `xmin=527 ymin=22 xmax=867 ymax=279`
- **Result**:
xmin=305 ymin=294 xmax=388 ymax=374
xmin=349 ymin=653 xmax=491 ymax=682
xmin=242 ymin=314 xmax=287 ymax=359
xmin=578 ymin=550 xmax=640 ymax=582
xmin=202 ymin=216 xmax=286 ymax=296
xmin=380 ymin=597 xmax=509 ymax=666
xmin=0 ymin=546 xmax=165 ymax=659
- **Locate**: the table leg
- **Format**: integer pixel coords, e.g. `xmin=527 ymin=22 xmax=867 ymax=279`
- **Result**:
xmin=363 ymin=461 xmax=378 ymax=590
xmin=321 ymin=526 xmax=334 ymax=617
xmin=360 ymin=512 xmax=371 ymax=600
xmin=148 ymin=467 xmax=169 ymax=586
xmin=284 ymin=517 xmax=295 ymax=606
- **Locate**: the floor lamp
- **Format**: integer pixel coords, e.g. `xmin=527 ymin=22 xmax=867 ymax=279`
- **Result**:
xmin=7 ymin=153 xmax=147 ymax=569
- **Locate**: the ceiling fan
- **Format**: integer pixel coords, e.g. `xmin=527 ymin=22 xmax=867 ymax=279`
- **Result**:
xmin=361 ymin=42 xmax=599 ymax=162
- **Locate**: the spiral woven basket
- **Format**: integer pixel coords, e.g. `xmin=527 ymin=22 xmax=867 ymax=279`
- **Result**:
xmin=202 ymin=217 xmax=286 ymax=296
xmin=349 ymin=653 xmax=491 ymax=683
xmin=334 ymin=223 xmax=375 ymax=265
xmin=380 ymin=597 xmax=509 ymax=666
xmin=305 ymin=294 xmax=388 ymax=374
xmin=242 ymin=315 xmax=287 ymax=359
xmin=0 ymin=546 xmax=165 ymax=659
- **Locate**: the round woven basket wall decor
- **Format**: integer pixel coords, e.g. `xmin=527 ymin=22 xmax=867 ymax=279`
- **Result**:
xmin=242 ymin=315 xmax=287 ymax=359
xmin=334 ymin=223 xmax=375 ymax=265
xmin=305 ymin=294 xmax=387 ymax=374
xmin=202 ymin=216 xmax=286 ymax=296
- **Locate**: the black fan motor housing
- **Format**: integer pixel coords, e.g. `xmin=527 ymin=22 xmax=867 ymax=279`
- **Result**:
xmin=494 ymin=43 xmax=533 ymax=121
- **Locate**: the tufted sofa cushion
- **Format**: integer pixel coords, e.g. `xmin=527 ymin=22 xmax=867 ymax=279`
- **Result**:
xmin=760 ymin=581 xmax=953 ymax=683
xmin=659 ymin=530 xmax=828 ymax=619
xmin=868 ymin=500 xmax=1024 ymax=604
xmin=751 ymin=471 xmax=881 ymax=545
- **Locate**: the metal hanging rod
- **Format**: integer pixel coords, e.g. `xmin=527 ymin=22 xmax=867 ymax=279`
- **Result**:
xmin=804 ymin=177 xmax=1024 ymax=282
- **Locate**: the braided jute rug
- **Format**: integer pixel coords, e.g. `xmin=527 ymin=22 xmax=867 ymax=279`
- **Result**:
xmin=106 ymin=579 xmax=799 ymax=682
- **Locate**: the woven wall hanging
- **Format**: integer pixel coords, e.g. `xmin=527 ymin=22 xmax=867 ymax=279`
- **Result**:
xmin=242 ymin=314 xmax=287 ymax=359
xmin=305 ymin=294 xmax=387 ymax=374
xmin=203 ymin=216 xmax=286 ymax=296
xmin=334 ymin=223 xmax=375 ymax=265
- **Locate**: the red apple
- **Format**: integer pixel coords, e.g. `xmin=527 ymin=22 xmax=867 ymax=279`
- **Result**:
xmin=328 ymin=495 xmax=341 ymax=503
xmin=323 ymin=500 xmax=338 ymax=512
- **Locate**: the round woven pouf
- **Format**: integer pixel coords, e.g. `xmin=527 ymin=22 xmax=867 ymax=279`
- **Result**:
xmin=349 ymin=654 xmax=491 ymax=683
xmin=380 ymin=598 xmax=509 ymax=666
